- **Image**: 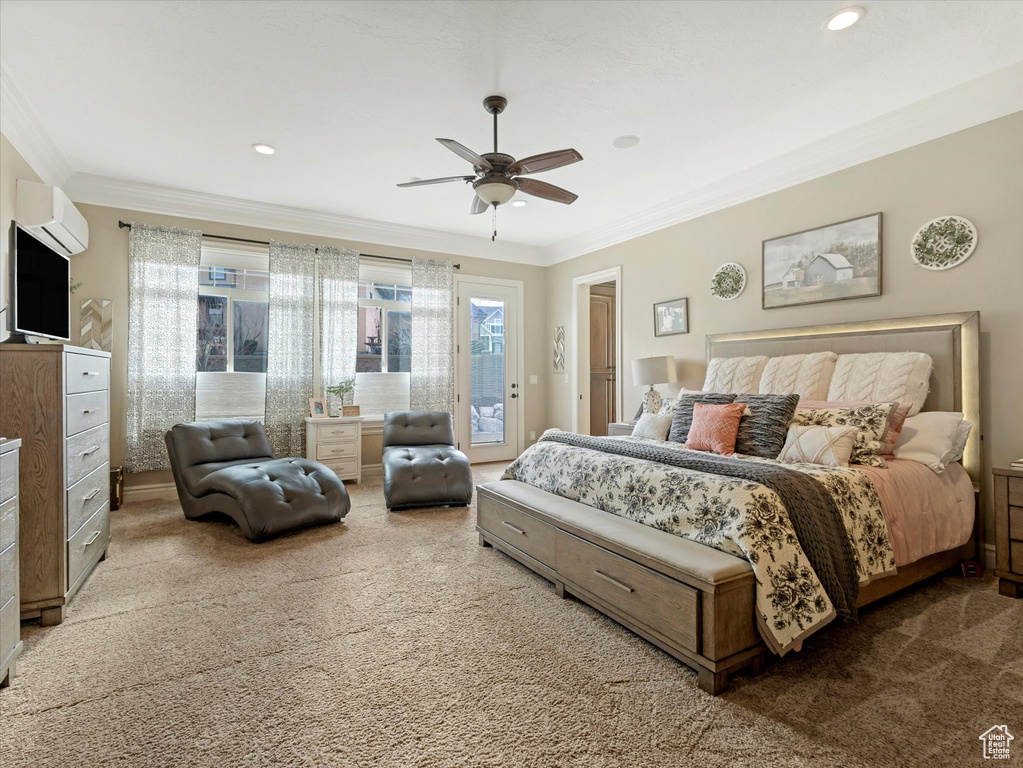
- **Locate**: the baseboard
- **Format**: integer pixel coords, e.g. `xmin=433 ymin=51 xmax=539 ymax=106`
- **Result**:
xmin=123 ymin=482 xmax=178 ymax=502
xmin=361 ymin=464 xmax=383 ymax=479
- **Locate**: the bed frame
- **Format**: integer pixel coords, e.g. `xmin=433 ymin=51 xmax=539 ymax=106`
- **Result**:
xmin=477 ymin=312 xmax=981 ymax=694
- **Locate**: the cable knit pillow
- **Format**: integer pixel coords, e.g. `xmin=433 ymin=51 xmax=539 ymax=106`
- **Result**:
xmin=668 ymin=393 xmax=737 ymax=444
xmin=731 ymin=393 xmax=800 ymax=459
xmin=790 ymin=402 xmax=897 ymax=468
xmin=758 ymin=352 xmax=837 ymax=400
xmin=683 ymin=402 xmax=747 ymax=455
xmin=702 ymin=356 xmax=768 ymax=395
xmin=827 ymin=353 xmax=933 ymax=416
xmin=778 ymin=425 xmax=859 ymax=467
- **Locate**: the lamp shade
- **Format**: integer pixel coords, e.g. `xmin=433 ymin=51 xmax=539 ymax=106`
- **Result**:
xmin=632 ymin=356 xmax=677 ymax=387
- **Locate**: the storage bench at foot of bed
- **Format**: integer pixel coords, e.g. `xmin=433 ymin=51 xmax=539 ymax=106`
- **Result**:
xmin=476 ymin=480 xmax=766 ymax=695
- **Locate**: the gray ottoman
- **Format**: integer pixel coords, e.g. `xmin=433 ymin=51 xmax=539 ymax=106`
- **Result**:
xmin=382 ymin=411 xmax=473 ymax=511
xmin=165 ymin=420 xmax=350 ymax=542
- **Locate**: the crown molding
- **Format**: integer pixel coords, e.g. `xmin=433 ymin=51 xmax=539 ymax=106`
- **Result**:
xmin=0 ymin=61 xmax=73 ymax=187
xmin=544 ymin=63 xmax=1023 ymax=265
xmin=63 ymin=173 xmax=547 ymax=265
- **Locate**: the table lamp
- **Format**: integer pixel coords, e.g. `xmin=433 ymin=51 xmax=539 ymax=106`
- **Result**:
xmin=632 ymin=355 xmax=677 ymax=414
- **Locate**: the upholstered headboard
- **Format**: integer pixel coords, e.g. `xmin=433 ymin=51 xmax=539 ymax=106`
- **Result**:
xmin=705 ymin=312 xmax=981 ymax=484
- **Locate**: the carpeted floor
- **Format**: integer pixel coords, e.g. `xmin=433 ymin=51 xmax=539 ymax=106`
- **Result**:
xmin=1 ymin=462 xmax=1020 ymax=767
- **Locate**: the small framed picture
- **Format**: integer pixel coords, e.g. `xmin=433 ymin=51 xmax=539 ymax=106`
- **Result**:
xmin=309 ymin=397 xmax=328 ymax=418
xmin=653 ymin=297 xmax=689 ymax=336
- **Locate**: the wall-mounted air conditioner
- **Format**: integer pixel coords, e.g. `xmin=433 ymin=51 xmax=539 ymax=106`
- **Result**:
xmin=15 ymin=179 xmax=89 ymax=256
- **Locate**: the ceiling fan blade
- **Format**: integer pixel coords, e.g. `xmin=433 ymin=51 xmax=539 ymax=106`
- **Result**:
xmin=470 ymin=194 xmax=489 ymax=215
xmin=436 ymin=138 xmax=493 ymax=171
xmin=515 ymin=178 xmax=578 ymax=204
xmin=397 ymin=175 xmax=475 ymax=188
xmin=508 ymin=148 xmax=582 ymax=176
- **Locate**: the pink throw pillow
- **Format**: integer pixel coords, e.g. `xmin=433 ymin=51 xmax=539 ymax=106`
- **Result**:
xmin=683 ymin=402 xmax=746 ymax=455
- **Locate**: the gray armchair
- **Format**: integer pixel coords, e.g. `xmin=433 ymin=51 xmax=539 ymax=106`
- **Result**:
xmin=382 ymin=411 xmax=473 ymax=511
xmin=165 ymin=420 xmax=350 ymax=541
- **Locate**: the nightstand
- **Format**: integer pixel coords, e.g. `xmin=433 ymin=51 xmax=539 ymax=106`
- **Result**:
xmin=607 ymin=422 xmax=637 ymax=437
xmin=305 ymin=416 xmax=363 ymax=484
xmin=993 ymin=466 xmax=1023 ymax=598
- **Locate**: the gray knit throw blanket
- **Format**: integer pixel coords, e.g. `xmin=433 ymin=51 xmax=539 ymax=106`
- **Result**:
xmin=538 ymin=432 xmax=859 ymax=620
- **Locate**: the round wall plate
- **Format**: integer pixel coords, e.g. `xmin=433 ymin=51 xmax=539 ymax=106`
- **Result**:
xmin=711 ymin=262 xmax=746 ymax=301
xmin=911 ymin=215 xmax=978 ymax=271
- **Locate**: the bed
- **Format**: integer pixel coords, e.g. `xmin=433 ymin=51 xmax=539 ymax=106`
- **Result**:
xmin=476 ymin=312 xmax=981 ymax=694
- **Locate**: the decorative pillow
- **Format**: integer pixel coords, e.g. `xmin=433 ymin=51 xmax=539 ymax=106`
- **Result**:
xmin=683 ymin=402 xmax=747 ymax=455
xmin=798 ymin=399 xmax=911 ymax=456
xmin=759 ymin=352 xmax=837 ymax=400
xmin=942 ymin=419 xmax=973 ymax=466
xmin=778 ymin=425 xmax=859 ymax=467
xmin=631 ymin=412 xmax=673 ymax=441
xmin=667 ymin=393 xmax=737 ymax=444
xmin=731 ymin=393 xmax=800 ymax=459
xmin=791 ymin=402 xmax=897 ymax=468
xmin=827 ymin=352 xmax=933 ymax=416
xmin=892 ymin=411 xmax=965 ymax=473
xmin=702 ymin=356 xmax=768 ymax=395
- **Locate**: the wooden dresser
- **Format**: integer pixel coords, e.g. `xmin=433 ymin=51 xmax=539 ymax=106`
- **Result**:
xmin=994 ymin=466 xmax=1023 ymax=598
xmin=1 ymin=438 xmax=22 ymax=687
xmin=305 ymin=416 xmax=362 ymax=483
xmin=0 ymin=344 xmax=112 ymax=625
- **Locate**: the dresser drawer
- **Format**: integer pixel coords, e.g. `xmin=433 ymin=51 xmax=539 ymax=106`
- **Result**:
xmin=1010 ymin=507 xmax=1023 ymax=541
xmin=68 ymin=507 xmax=109 ymax=589
xmin=556 ymin=531 xmax=699 ymax=652
xmin=0 ymin=595 xmax=17 ymax=666
xmin=65 ymin=353 xmax=110 ymax=395
xmin=316 ymin=422 xmax=359 ymax=441
xmin=478 ymin=495 xmax=556 ymax=568
xmin=0 ymin=543 xmax=16 ymax=607
xmin=0 ymin=449 xmax=16 ymax=505
xmin=316 ymin=441 xmax=357 ymax=461
xmin=66 ymin=391 xmax=109 ymax=437
xmin=0 ymin=499 xmax=15 ymax=551
xmin=66 ymin=423 xmax=110 ymax=488
xmin=322 ymin=458 xmax=359 ymax=481
xmin=1012 ymin=540 xmax=1023 ymax=577
xmin=1009 ymin=478 xmax=1023 ymax=508
xmin=68 ymin=463 xmax=110 ymax=540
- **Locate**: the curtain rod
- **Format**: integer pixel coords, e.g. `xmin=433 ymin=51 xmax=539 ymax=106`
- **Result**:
xmin=117 ymin=220 xmax=460 ymax=269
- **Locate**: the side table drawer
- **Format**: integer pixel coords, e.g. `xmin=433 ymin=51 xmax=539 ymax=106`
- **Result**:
xmin=1010 ymin=478 xmax=1023 ymax=508
xmin=323 ymin=458 xmax=359 ymax=481
xmin=1010 ymin=507 xmax=1023 ymax=541
xmin=316 ymin=441 xmax=357 ymax=461
xmin=1012 ymin=541 xmax=1023 ymax=577
xmin=316 ymin=422 xmax=359 ymax=441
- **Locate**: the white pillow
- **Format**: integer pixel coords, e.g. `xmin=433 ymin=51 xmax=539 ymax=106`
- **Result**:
xmin=941 ymin=419 xmax=973 ymax=466
xmin=778 ymin=425 xmax=858 ymax=467
xmin=702 ymin=356 xmax=768 ymax=395
xmin=892 ymin=411 xmax=964 ymax=472
xmin=631 ymin=412 xmax=673 ymax=441
xmin=827 ymin=352 xmax=933 ymax=416
xmin=759 ymin=352 xmax=837 ymax=400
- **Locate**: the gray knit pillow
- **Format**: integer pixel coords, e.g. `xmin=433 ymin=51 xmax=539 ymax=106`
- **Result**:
xmin=668 ymin=393 xmax=737 ymax=444
xmin=732 ymin=393 xmax=800 ymax=458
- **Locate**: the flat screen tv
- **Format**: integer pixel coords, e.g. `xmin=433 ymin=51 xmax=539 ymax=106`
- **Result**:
xmin=11 ymin=223 xmax=71 ymax=341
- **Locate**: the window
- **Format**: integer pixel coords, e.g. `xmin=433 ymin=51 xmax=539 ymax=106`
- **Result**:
xmin=357 ymin=279 xmax=411 ymax=373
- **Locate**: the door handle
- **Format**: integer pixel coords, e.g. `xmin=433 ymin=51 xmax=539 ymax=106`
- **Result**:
xmin=510 ymin=393 xmax=518 ymax=399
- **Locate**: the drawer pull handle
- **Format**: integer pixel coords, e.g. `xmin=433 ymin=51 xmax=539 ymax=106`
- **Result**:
xmin=82 ymin=446 xmax=100 ymax=456
xmin=82 ymin=371 xmax=100 ymax=377
xmin=83 ymin=489 xmax=100 ymax=501
xmin=83 ymin=409 xmax=95 ymax=414
xmin=83 ymin=530 xmax=102 ymax=546
xmin=594 ymin=570 xmax=634 ymax=593
xmin=501 ymin=521 xmax=526 ymax=536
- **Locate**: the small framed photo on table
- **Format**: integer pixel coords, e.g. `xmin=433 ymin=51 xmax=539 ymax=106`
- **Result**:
xmin=653 ymin=297 xmax=689 ymax=336
xmin=309 ymin=397 xmax=328 ymax=418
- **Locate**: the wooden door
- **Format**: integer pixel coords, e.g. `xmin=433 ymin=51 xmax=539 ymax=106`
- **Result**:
xmin=589 ymin=288 xmax=616 ymax=436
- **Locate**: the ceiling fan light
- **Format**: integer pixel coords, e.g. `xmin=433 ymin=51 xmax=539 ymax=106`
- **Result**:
xmin=474 ymin=179 xmax=517 ymax=206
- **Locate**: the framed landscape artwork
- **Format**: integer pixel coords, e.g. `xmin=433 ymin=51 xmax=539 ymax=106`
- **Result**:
xmin=762 ymin=212 xmax=882 ymax=309
xmin=653 ymin=297 xmax=688 ymax=336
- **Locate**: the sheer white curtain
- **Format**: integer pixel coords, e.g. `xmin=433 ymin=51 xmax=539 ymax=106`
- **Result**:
xmin=265 ymin=241 xmax=316 ymax=457
xmin=318 ymin=246 xmax=360 ymax=414
xmin=410 ymin=257 xmax=454 ymax=412
xmin=125 ymin=223 xmax=202 ymax=472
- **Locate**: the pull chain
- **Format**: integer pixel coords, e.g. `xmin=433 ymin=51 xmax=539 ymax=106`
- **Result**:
xmin=492 ymin=204 xmax=498 ymax=241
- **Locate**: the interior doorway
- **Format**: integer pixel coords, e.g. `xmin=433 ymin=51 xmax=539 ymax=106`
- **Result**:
xmin=571 ymin=267 xmax=622 ymax=435
xmin=588 ymin=282 xmax=617 ymax=435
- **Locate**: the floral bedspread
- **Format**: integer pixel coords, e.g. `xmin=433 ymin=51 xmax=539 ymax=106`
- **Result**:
xmin=500 ymin=435 xmax=896 ymax=655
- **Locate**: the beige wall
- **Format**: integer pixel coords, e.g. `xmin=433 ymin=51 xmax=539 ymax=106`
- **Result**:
xmin=546 ymin=112 xmax=1023 ymax=539
xmin=0 ymin=133 xmax=43 ymax=343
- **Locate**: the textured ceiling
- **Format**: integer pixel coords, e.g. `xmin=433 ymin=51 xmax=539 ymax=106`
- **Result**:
xmin=1 ymin=0 xmax=1022 ymax=250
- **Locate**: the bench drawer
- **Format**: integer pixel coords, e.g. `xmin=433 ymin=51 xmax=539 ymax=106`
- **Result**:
xmin=316 ymin=441 xmax=357 ymax=461
xmin=0 ymin=449 xmax=16 ymax=505
xmin=68 ymin=507 xmax=109 ymax=589
xmin=478 ymin=495 xmax=556 ymax=568
xmin=66 ymin=424 xmax=110 ymax=488
xmin=316 ymin=422 xmax=359 ymax=442
xmin=68 ymin=463 xmax=110 ymax=540
xmin=556 ymin=531 xmax=699 ymax=652
xmin=0 ymin=543 xmax=16 ymax=607
xmin=66 ymin=391 xmax=109 ymax=437
xmin=65 ymin=353 xmax=109 ymax=395
xmin=322 ymin=458 xmax=359 ymax=481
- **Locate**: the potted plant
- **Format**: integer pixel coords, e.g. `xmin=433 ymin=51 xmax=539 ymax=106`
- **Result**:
xmin=325 ymin=378 xmax=356 ymax=417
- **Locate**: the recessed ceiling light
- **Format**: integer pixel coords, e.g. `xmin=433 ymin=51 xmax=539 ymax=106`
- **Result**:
xmin=511 ymin=199 xmax=527 ymax=208
xmin=613 ymin=135 xmax=640 ymax=149
xmin=252 ymin=143 xmax=276 ymax=155
xmin=823 ymin=6 xmax=864 ymax=31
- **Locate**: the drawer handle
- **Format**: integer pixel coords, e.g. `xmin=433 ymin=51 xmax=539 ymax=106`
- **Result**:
xmin=501 ymin=521 xmax=526 ymax=536
xmin=81 ymin=446 xmax=100 ymax=456
xmin=82 ymin=371 xmax=100 ymax=377
xmin=83 ymin=489 xmax=100 ymax=501
xmin=83 ymin=409 xmax=96 ymax=414
xmin=594 ymin=570 xmax=634 ymax=593
xmin=83 ymin=530 xmax=102 ymax=546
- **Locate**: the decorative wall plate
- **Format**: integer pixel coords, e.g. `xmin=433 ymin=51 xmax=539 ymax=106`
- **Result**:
xmin=911 ymin=215 xmax=977 ymax=271
xmin=711 ymin=262 xmax=746 ymax=301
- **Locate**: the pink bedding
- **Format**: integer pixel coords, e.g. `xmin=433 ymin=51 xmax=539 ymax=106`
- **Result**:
xmin=855 ymin=459 xmax=975 ymax=566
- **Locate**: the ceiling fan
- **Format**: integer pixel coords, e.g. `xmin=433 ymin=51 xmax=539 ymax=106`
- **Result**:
xmin=397 ymin=95 xmax=582 ymax=240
